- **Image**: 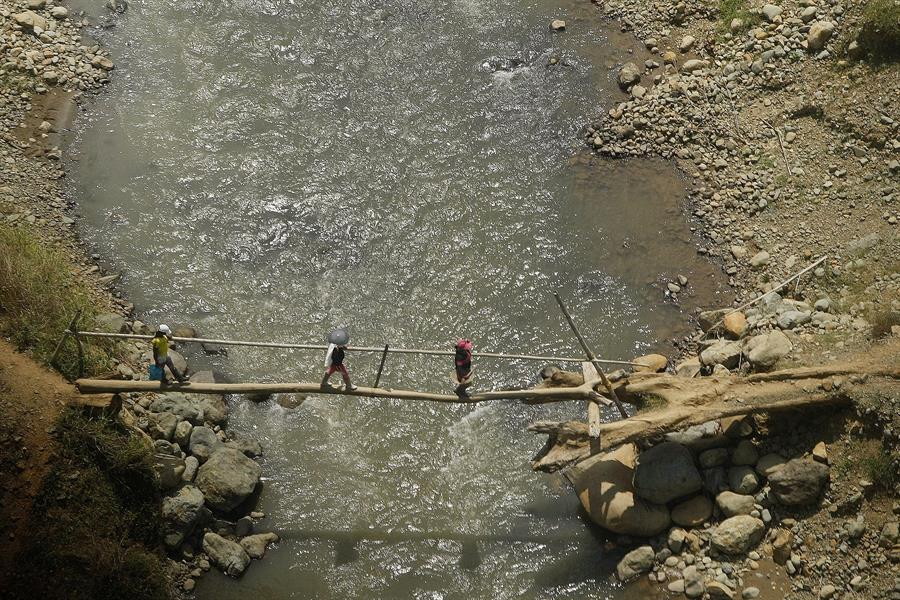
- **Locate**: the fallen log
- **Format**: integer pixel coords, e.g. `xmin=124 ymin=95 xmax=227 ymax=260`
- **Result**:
xmin=528 ymin=357 xmax=900 ymax=472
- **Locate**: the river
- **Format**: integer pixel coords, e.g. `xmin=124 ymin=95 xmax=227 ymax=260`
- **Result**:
xmin=67 ymin=0 xmax=725 ymax=597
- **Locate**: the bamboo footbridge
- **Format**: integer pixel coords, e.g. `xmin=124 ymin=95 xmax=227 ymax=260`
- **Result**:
xmin=67 ymin=293 xmax=639 ymax=434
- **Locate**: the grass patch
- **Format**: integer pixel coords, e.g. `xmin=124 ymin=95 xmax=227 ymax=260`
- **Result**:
xmin=857 ymin=0 xmax=900 ymax=61
xmin=0 ymin=224 xmax=116 ymax=378
xmin=861 ymin=448 xmax=897 ymax=489
xmin=718 ymin=0 xmax=760 ymax=33
xmin=7 ymin=410 xmax=169 ymax=600
xmin=870 ymin=309 xmax=900 ymax=338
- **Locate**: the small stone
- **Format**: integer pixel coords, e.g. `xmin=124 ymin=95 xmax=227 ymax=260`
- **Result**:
xmin=742 ymin=588 xmax=760 ymax=599
xmin=749 ymin=251 xmax=770 ymax=267
xmin=550 ymin=19 xmax=566 ymax=31
xmin=679 ymin=35 xmax=696 ymax=52
xmin=812 ymin=441 xmax=828 ymax=464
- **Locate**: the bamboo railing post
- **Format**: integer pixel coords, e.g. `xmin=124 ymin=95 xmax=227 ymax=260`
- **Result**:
xmin=50 ymin=309 xmax=82 ymax=368
xmin=552 ymin=292 xmax=629 ymax=419
xmin=373 ymin=345 xmax=389 ymax=388
xmin=74 ymin=321 xmax=85 ymax=378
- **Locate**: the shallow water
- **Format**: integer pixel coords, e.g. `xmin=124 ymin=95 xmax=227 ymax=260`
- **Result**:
xmin=68 ymin=0 xmax=725 ymax=597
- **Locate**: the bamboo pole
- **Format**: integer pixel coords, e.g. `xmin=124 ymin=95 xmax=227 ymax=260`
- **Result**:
xmin=74 ymin=378 xmax=610 ymax=404
xmin=373 ymin=344 xmax=389 ymax=387
xmin=69 ymin=331 xmax=642 ymax=366
xmin=50 ymin=309 xmax=82 ymax=367
xmin=552 ymin=292 xmax=629 ymax=419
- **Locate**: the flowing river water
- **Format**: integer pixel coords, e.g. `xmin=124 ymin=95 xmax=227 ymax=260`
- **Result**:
xmin=67 ymin=0 xmax=727 ymax=597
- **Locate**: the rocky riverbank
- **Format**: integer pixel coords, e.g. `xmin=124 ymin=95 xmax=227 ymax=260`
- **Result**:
xmin=547 ymin=1 xmax=900 ymax=597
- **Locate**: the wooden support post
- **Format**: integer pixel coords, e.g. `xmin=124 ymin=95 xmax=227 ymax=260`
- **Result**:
xmin=373 ymin=344 xmax=389 ymax=388
xmin=50 ymin=309 xmax=82 ymax=367
xmin=581 ymin=362 xmax=602 ymax=444
xmin=553 ymin=291 xmax=629 ymax=419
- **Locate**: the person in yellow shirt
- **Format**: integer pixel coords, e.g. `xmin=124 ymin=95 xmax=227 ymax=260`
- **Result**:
xmin=152 ymin=324 xmax=189 ymax=384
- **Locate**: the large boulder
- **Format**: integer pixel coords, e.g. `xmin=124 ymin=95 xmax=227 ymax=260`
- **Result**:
xmin=189 ymin=426 xmax=223 ymax=463
xmin=768 ymin=458 xmax=829 ymax=505
xmin=226 ymin=437 xmax=263 ymax=458
xmin=566 ymin=444 xmax=671 ymax=537
xmin=711 ymin=515 xmax=765 ymax=555
xmin=202 ymin=532 xmax=250 ymax=577
xmin=94 ymin=312 xmax=129 ymax=333
xmin=616 ymin=545 xmax=655 ymax=581
xmin=633 ymin=442 xmax=703 ymax=505
xmin=755 ymin=453 xmax=788 ymax=477
xmin=148 ymin=411 xmax=178 ymax=441
xmin=743 ymin=331 xmax=792 ymax=369
xmin=196 ymin=448 xmax=262 ymax=513
xmin=150 ymin=392 xmax=228 ymax=426
xmin=617 ymin=62 xmax=641 ymax=89
xmin=632 ymin=353 xmax=667 ymax=373
xmin=161 ymin=485 xmax=205 ymax=549
xmin=700 ymin=341 xmax=742 ymax=369
xmin=240 ymin=532 xmax=280 ymax=559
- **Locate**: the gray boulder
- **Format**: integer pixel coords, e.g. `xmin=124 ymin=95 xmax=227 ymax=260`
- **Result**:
xmin=616 ymin=545 xmax=655 ymax=581
xmin=761 ymin=4 xmax=782 ymax=21
xmin=196 ymin=448 xmax=262 ymax=513
xmin=768 ymin=458 xmax=829 ymax=505
xmin=777 ymin=310 xmax=811 ymax=330
xmin=202 ymin=532 xmax=251 ymax=577
xmin=240 ymin=532 xmax=280 ymax=559
xmin=634 ymin=442 xmax=703 ymax=505
xmin=716 ymin=491 xmax=755 ymax=517
xmin=150 ymin=392 xmax=228 ymax=426
xmin=162 ymin=484 xmax=205 ymax=549
xmin=189 ymin=426 xmax=223 ymax=463
xmin=700 ymin=341 xmax=742 ymax=369
xmin=148 ymin=412 xmax=178 ymax=441
xmin=617 ymin=62 xmax=641 ymax=89
xmin=226 ymin=437 xmax=263 ymax=458
xmin=94 ymin=312 xmax=128 ymax=333
xmin=743 ymin=331 xmax=792 ymax=369
xmin=182 ymin=455 xmax=200 ymax=482
xmin=711 ymin=515 xmax=765 ymax=555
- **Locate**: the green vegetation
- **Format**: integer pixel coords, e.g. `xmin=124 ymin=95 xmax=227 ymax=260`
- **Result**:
xmin=857 ymin=0 xmax=900 ymax=60
xmin=7 ymin=410 xmax=169 ymax=600
xmin=717 ymin=0 xmax=760 ymax=33
xmin=0 ymin=224 xmax=116 ymax=378
xmin=861 ymin=447 xmax=897 ymax=489
xmin=870 ymin=309 xmax=900 ymax=338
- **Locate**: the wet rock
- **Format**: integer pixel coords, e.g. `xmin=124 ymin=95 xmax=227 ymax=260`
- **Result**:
xmin=566 ymin=444 xmax=671 ymax=537
xmin=711 ymin=515 xmax=765 ymax=555
xmin=618 ymin=62 xmax=641 ymax=90
xmin=202 ymin=532 xmax=250 ymax=577
xmin=277 ymin=394 xmax=306 ymax=409
xmin=240 ymin=532 xmax=279 ymax=559
xmin=633 ymin=442 xmax=703 ymax=505
xmin=671 ymin=495 xmax=713 ymax=527
xmin=616 ymin=545 xmax=655 ymax=581
xmin=235 ymin=516 xmax=253 ymax=537
xmin=162 ymin=484 xmax=205 ymax=549
xmin=807 ymin=21 xmax=835 ymax=52
xmin=768 ymin=458 xmax=829 ymax=505
xmin=743 ymin=331 xmax=791 ymax=369
xmin=196 ymin=448 xmax=262 ymax=513
xmin=226 ymin=437 xmax=263 ymax=459
xmin=716 ymin=491 xmax=755 ymax=517
xmin=189 ymin=426 xmax=223 ymax=463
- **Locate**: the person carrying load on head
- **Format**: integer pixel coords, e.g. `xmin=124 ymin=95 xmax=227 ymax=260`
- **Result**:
xmin=453 ymin=338 xmax=474 ymax=396
xmin=321 ymin=327 xmax=358 ymax=391
xmin=151 ymin=324 xmax=189 ymax=384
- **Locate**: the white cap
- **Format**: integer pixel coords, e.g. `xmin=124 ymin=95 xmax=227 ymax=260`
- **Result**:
xmin=157 ymin=324 xmax=172 ymax=336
